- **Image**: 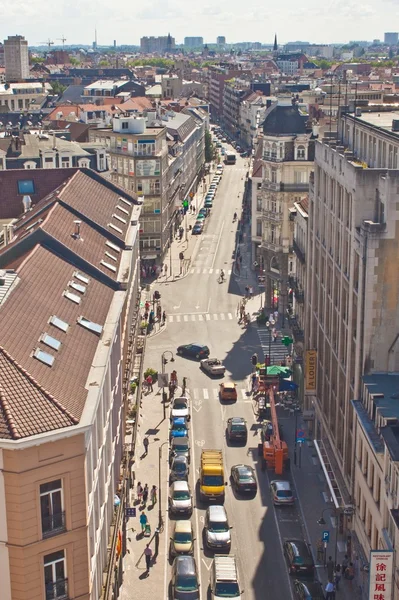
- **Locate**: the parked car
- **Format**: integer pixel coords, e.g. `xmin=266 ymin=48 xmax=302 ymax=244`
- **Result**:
xmin=219 ymin=382 xmax=237 ymax=402
xmin=196 ymin=212 xmax=206 ymax=221
xmin=270 ymin=480 xmax=294 ymax=505
xmin=198 ymin=208 xmax=208 ymax=218
xmin=177 ymin=344 xmax=210 ymax=359
xmin=204 ymin=200 xmax=213 ymax=209
xmin=170 ymin=417 xmax=188 ymax=440
xmin=293 ymin=579 xmax=325 ymax=600
xmin=283 ymin=539 xmax=315 ymax=577
xmin=200 ymin=358 xmax=226 ymax=377
xmin=192 ymin=222 xmax=204 ymax=235
xmin=230 ymin=464 xmax=257 ymax=495
xmin=171 ymin=396 xmax=190 ymax=420
xmin=170 ymin=436 xmax=190 ymax=464
xmin=204 ymin=505 xmax=232 ymax=551
xmin=170 ymin=455 xmax=189 ymax=482
xmin=170 ymin=520 xmax=195 ymax=557
xmin=171 ymin=555 xmax=200 ymax=600
xmin=169 ymin=481 xmax=193 ymax=516
xmin=226 ymin=417 xmax=248 ymax=444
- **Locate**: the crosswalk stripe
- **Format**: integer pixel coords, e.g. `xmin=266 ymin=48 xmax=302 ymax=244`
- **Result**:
xmin=228 ymin=313 xmax=233 ymax=320
xmin=191 ymin=268 xmax=195 ymax=274
xmin=205 ymin=314 xmax=211 ymax=321
xmin=228 ymin=269 xmax=232 ymax=275
xmin=197 ymin=268 xmax=201 ymax=274
xmin=215 ymin=269 xmax=220 ymax=274
xmin=213 ymin=314 xmax=219 ymax=320
xmin=176 ymin=315 xmax=181 ymax=322
xmin=198 ymin=314 xmax=204 ymax=321
xmin=169 ymin=315 xmax=174 ymax=323
xmin=184 ymin=315 xmax=188 ymax=322
xmin=193 ymin=389 xmax=199 ymax=400
xmin=220 ymin=313 xmax=225 ymax=321
xmin=203 ymin=389 xmax=209 ymax=400
xmin=241 ymin=389 xmax=247 ymax=400
xmin=209 ymin=268 xmax=213 ymax=274
xmin=202 ymin=269 xmax=207 ymax=274
xmin=213 ymin=388 xmax=219 ymax=400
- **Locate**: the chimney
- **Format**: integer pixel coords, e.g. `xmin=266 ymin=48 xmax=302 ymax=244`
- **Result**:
xmin=73 ymin=220 xmax=82 ymax=238
xmin=22 ymin=195 xmax=32 ymax=213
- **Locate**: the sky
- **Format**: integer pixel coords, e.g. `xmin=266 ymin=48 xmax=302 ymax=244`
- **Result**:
xmin=1 ymin=0 xmax=398 ymax=46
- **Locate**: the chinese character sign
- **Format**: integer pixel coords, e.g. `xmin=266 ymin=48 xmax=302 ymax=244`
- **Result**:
xmin=369 ymin=550 xmax=393 ymax=600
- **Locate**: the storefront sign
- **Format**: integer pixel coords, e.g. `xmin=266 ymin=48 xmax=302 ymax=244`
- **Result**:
xmin=369 ymin=550 xmax=393 ymax=600
xmin=305 ymin=349 xmax=317 ymax=394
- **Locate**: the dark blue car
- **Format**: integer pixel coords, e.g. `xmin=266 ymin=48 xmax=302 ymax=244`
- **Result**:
xmin=177 ymin=344 xmax=210 ymax=360
xmin=170 ymin=417 xmax=188 ymax=440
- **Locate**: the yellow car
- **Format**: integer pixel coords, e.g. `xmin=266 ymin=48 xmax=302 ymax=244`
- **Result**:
xmin=219 ymin=382 xmax=238 ymax=402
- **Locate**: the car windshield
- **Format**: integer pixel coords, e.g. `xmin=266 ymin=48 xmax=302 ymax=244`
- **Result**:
xmin=208 ymin=520 xmax=228 ymax=533
xmin=175 ymin=532 xmax=192 ymax=542
xmin=173 ymin=424 xmax=187 ymax=431
xmin=174 ymin=443 xmax=188 ymax=451
xmin=174 ymin=402 xmax=187 ymax=410
xmin=214 ymin=582 xmax=240 ymax=597
xmin=277 ymin=490 xmax=292 ymax=498
xmin=237 ymin=469 xmax=252 ymax=480
xmin=173 ymin=490 xmax=190 ymax=500
xmin=203 ymin=475 xmax=224 ymax=486
xmin=176 ymin=575 xmax=198 ymax=592
xmin=174 ymin=462 xmax=187 ymax=472
xmin=231 ymin=424 xmax=245 ymax=431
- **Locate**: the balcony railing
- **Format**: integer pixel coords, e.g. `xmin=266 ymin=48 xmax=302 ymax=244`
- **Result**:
xmin=261 ymin=240 xmax=283 ymax=253
xmin=287 ymin=314 xmax=304 ymax=342
xmin=45 ymin=578 xmax=69 ymax=600
xmin=280 ymin=183 xmax=309 ymax=192
xmin=262 ymin=180 xmax=281 ymax=192
xmin=42 ymin=512 xmax=66 ymax=538
xmin=292 ymin=239 xmax=306 ymax=264
xmin=262 ymin=209 xmax=283 ymax=222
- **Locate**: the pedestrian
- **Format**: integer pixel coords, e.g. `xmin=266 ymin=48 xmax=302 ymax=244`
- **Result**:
xmin=143 ymin=436 xmax=149 ymax=455
xmin=316 ymin=538 xmax=324 ymax=563
xmin=251 ymin=372 xmax=257 ymax=392
xmin=274 ymin=310 xmax=279 ymax=321
xmin=342 ymin=555 xmax=349 ymax=574
xmin=326 ymin=556 xmax=335 ymax=582
xmin=156 ymin=305 xmax=162 ymax=321
xmin=273 ymin=332 xmax=277 ymax=343
xmin=182 ymin=376 xmax=187 ymax=394
xmin=162 ymin=310 xmax=166 ymax=325
xmin=142 ymin=484 xmax=149 ymax=504
xmin=325 ymin=580 xmax=335 ymax=600
xmin=345 ymin=562 xmax=355 ymax=583
xmin=239 ymin=254 xmax=242 ymax=264
xmin=136 ymin=481 xmax=143 ymax=504
xmin=140 ymin=511 xmax=148 ymax=533
xmin=151 ymin=485 xmax=157 ymax=505
xmin=246 ymin=312 xmax=251 ymax=325
xmin=144 ymin=544 xmax=153 ymax=573
xmin=164 ymin=264 xmax=168 ymax=276
xmin=171 ymin=370 xmax=178 ymax=386
xmin=334 ymin=564 xmax=341 ymax=591
xmin=249 ymin=286 xmax=253 ymax=298
xmin=245 ymin=285 xmax=249 ymax=297
xmin=146 ymin=374 xmax=153 ymax=392
xmin=145 ymin=301 xmax=150 ymax=312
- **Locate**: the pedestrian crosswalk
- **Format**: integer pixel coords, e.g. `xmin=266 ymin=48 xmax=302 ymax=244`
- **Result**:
xmin=186 ymin=387 xmax=251 ymax=401
xmin=168 ymin=312 xmax=235 ymax=323
xmin=189 ymin=267 xmax=233 ymax=275
xmin=257 ymin=328 xmax=288 ymax=365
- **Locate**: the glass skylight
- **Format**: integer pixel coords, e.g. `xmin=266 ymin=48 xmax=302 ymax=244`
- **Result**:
xmin=77 ymin=316 xmax=103 ymax=335
xmin=33 ymin=348 xmax=55 ymax=367
xmin=108 ymin=222 xmax=123 ymax=234
xmin=116 ymin=205 xmax=129 ymax=215
xmin=49 ymin=315 xmax=69 ymax=332
xmin=74 ymin=271 xmax=90 ymax=284
xmin=41 ymin=333 xmax=61 ymax=351
xmin=105 ymin=241 xmax=121 ymax=253
xmin=119 ymin=197 xmax=132 ymax=207
xmin=69 ymin=281 xmax=86 ymax=294
xmin=105 ymin=251 xmax=117 ymax=262
xmin=64 ymin=290 xmax=81 ymax=304
xmin=113 ymin=213 xmax=127 ymax=224
xmin=100 ymin=260 xmax=117 ymax=273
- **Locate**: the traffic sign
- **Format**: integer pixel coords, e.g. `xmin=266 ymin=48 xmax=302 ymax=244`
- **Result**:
xmin=296 ymin=429 xmax=305 ymax=443
xmin=126 ymin=507 xmax=136 ymax=518
xmin=322 ymin=530 xmax=330 ymax=543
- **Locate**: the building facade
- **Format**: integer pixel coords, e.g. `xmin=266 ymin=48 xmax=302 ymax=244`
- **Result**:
xmin=4 ymin=35 xmax=29 ymax=82
xmin=259 ymin=101 xmax=314 ymax=324
xmin=384 ymin=32 xmax=398 ymax=45
xmin=140 ymin=35 xmax=175 ymax=53
xmin=0 ymin=82 xmax=50 ymax=111
xmin=239 ymin=92 xmax=268 ymax=150
xmin=184 ymin=37 xmax=203 ymax=48
xmin=207 ymin=66 xmax=250 ymax=121
xmin=223 ymin=83 xmax=249 ymax=139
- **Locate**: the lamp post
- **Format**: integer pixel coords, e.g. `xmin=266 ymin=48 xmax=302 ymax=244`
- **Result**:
xmin=317 ymin=507 xmax=340 ymax=567
xmin=266 ymin=319 xmax=275 ymax=365
xmin=158 ymin=441 xmax=169 ymax=530
xmin=161 ymin=350 xmax=174 ymax=421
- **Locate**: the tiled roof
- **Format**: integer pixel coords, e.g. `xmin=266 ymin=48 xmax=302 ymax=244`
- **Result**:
xmin=252 ymin=160 xmax=263 ymax=178
xmin=166 ymin=113 xmax=196 ymax=142
xmin=263 ymin=104 xmax=307 ymax=135
xmin=0 ymin=244 xmax=115 ymax=421
xmin=0 ymin=345 xmax=78 ymax=440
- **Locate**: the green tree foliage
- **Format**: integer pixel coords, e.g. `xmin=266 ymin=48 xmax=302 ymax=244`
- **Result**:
xmin=50 ymin=81 xmax=67 ymax=96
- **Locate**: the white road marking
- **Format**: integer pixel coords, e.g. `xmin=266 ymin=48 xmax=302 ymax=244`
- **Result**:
xmin=198 ymin=314 xmax=204 ymax=321
xmin=203 ymin=389 xmax=209 ymax=400
xmin=213 ymin=314 xmax=219 ymax=320
xmin=169 ymin=316 xmax=174 ymax=323
xmin=211 ymin=219 xmax=225 ymax=269
xmin=209 ymin=268 xmax=213 ymax=274
xmin=184 ymin=315 xmax=189 ymax=322
xmin=202 ymin=269 xmax=207 ymax=274
xmin=176 ymin=315 xmax=181 ymax=322
xmin=205 ymin=314 xmax=211 ymax=321
xmin=228 ymin=313 xmax=233 ymax=320
xmin=220 ymin=313 xmax=225 ymax=320
xmin=228 ymin=269 xmax=232 ymax=275
xmin=201 ymin=558 xmax=212 ymax=571
xmin=241 ymin=389 xmax=247 ymax=399
xmin=213 ymin=389 xmax=219 ymax=400
xmin=191 ymin=268 xmax=195 ymax=273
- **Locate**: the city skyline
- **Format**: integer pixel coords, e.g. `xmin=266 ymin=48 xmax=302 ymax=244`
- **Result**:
xmin=1 ymin=0 xmax=398 ymax=47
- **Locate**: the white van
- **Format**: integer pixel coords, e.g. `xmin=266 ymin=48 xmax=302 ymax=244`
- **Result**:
xmin=210 ymin=555 xmax=242 ymax=599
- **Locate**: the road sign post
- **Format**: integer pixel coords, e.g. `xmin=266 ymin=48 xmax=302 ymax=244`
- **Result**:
xmin=322 ymin=530 xmax=330 ymax=543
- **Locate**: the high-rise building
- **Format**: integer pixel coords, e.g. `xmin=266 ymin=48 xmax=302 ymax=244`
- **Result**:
xmin=217 ymin=36 xmax=226 ymax=45
xmin=384 ymin=32 xmax=398 ymax=45
xmin=140 ymin=35 xmax=175 ymax=53
xmin=184 ymin=37 xmax=204 ymax=48
xmin=4 ymin=35 xmax=29 ymax=82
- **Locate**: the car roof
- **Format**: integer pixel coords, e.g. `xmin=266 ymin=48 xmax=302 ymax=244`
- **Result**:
xmin=271 ymin=480 xmax=292 ymax=490
xmin=172 ymin=436 xmax=189 ymax=445
xmin=175 ymin=555 xmax=196 ymax=575
xmin=173 ymin=480 xmax=189 ymax=491
xmin=175 ymin=520 xmax=192 ymax=533
xmin=172 ymin=454 xmax=188 ymax=463
xmin=207 ymin=504 xmax=227 ymax=520
xmin=172 ymin=417 xmax=187 ymax=425
xmin=234 ymin=464 xmax=253 ymax=474
xmin=223 ymin=382 xmax=236 ymax=389
xmin=230 ymin=417 xmax=245 ymax=424
xmin=286 ymin=539 xmax=311 ymax=556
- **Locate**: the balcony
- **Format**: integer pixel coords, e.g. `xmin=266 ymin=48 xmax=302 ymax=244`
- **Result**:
xmin=262 ymin=209 xmax=282 ymax=222
xmin=352 ymin=400 xmax=384 ymax=454
xmin=261 ymin=240 xmax=283 ymax=253
xmin=45 ymin=578 xmax=69 ymax=600
xmin=262 ymin=180 xmax=281 ymax=192
xmin=42 ymin=512 xmax=66 ymax=538
xmin=287 ymin=314 xmax=304 ymax=342
xmin=292 ymin=239 xmax=306 ymax=264
xmin=280 ymin=183 xmax=309 ymax=192
xmin=263 ymin=154 xmax=284 ymax=163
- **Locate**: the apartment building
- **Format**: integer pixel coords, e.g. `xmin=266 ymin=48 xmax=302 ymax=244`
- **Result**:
xmin=275 ymin=53 xmax=307 ymax=75
xmin=207 ymin=65 xmax=251 ymax=121
xmin=223 ymin=82 xmax=250 ymax=139
xmin=0 ymin=168 xmax=141 ymax=600
xmin=81 ymin=79 xmax=145 ymax=103
xmin=0 ymin=82 xmax=50 ymax=111
xmin=259 ymin=101 xmax=315 ymax=324
xmin=4 ymin=35 xmax=29 ymax=82
xmin=140 ymin=34 xmax=175 ymax=53
xmin=184 ymin=37 xmax=203 ymax=48
xmin=239 ymin=92 xmax=268 ymax=149
xmin=305 ymin=107 xmax=399 ymax=573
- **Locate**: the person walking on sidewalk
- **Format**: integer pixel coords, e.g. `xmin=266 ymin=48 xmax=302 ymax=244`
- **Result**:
xmin=140 ymin=511 xmax=148 ymax=534
xmin=136 ymin=482 xmax=143 ymax=504
xmin=150 ymin=485 xmax=157 ymax=505
xmin=144 ymin=544 xmax=153 ymax=573
xmin=146 ymin=374 xmax=153 ymax=392
xmin=327 ymin=556 xmax=335 ymax=582
xmin=142 ymin=484 xmax=149 ymax=505
xmin=162 ymin=310 xmax=166 ymax=325
xmin=334 ymin=564 xmax=342 ymax=591
xmin=143 ymin=436 xmax=149 ymax=455
xmin=325 ymin=581 xmax=335 ymax=600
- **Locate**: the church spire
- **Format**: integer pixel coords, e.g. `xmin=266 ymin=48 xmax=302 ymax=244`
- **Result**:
xmin=273 ymin=33 xmax=278 ymax=52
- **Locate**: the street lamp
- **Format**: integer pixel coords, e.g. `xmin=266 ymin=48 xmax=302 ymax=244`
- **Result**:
xmin=161 ymin=350 xmax=174 ymax=421
xmin=266 ymin=319 xmax=275 ymax=365
xmin=158 ymin=440 xmax=169 ymax=530
xmin=317 ymin=507 xmax=339 ymax=567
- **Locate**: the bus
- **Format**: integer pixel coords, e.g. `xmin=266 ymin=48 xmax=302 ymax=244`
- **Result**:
xmin=225 ymin=153 xmax=236 ymax=165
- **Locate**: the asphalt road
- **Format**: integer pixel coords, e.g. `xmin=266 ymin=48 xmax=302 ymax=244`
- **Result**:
xmin=142 ymin=152 xmax=315 ymax=600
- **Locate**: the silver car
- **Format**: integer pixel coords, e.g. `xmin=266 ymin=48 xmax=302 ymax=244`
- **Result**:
xmin=169 ymin=481 xmax=193 ymax=516
xmin=200 ymin=358 xmax=226 ymax=377
xmin=204 ymin=505 xmax=231 ymax=551
xmin=270 ymin=480 xmax=294 ymax=505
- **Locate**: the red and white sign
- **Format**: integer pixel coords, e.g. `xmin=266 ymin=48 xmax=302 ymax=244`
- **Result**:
xmin=369 ymin=550 xmax=393 ymax=600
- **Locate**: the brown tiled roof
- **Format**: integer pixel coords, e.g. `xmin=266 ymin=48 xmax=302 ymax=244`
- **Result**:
xmin=0 ymin=346 xmax=78 ymax=440
xmin=0 ymin=244 xmax=115 ymax=420
xmin=252 ymin=160 xmax=263 ymax=178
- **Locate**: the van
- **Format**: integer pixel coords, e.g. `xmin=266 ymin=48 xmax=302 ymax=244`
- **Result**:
xmin=210 ymin=555 xmax=241 ymax=599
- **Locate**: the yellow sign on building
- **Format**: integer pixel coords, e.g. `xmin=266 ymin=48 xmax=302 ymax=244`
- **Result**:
xmin=305 ymin=349 xmax=317 ymax=394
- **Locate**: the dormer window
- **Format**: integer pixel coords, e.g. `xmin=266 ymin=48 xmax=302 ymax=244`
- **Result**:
xmin=296 ymin=145 xmax=307 ymax=160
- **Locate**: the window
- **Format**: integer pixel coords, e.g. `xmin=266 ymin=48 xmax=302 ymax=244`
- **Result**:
xmin=105 ymin=251 xmax=118 ymax=262
xmin=44 ymin=550 xmax=68 ymax=600
xmin=40 ymin=480 xmax=65 ymax=537
xmin=63 ymin=290 xmax=81 ymax=304
xmin=77 ymin=316 xmax=103 ymax=335
xmin=256 ymin=197 xmax=262 ymax=212
xmin=100 ymin=260 xmax=117 ymax=273
xmin=69 ymin=281 xmax=86 ymax=294
xmin=49 ymin=316 xmax=69 ymax=333
xmin=256 ymin=220 xmax=262 ymax=237
xmin=112 ymin=213 xmax=127 ymax=224
xmin=116 ymin=205 xmax=129 ymax=216
xmin=17 ymin=179 xmax=35 ymax=195
xmin=121 ymin=121 xmax=129 ymax=130
xmin=105 ymin=241 xmax=121 ymax=253
xmin=296 ymin=145 xmax=306 ymax=160
xmin=108 ymin=222 xmax=123 ymax=234
xmin=41 ymin=334 xmax=61 ymax=352
xmin=33 ymin=348 xmax=55 ymax=367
